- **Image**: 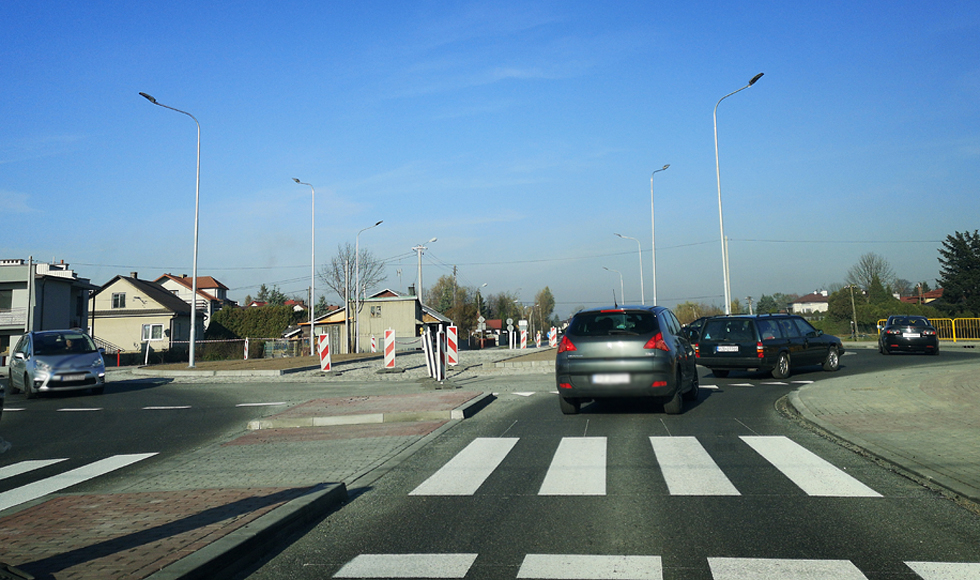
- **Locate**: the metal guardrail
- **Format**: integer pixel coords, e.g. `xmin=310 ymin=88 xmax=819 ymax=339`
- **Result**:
xmin=876 ymin=318 xmax=980 ymax=342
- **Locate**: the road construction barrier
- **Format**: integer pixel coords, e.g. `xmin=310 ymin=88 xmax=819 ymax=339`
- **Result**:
xmin=549 ymin=327 xmax=558 ymax=347
xmin=318 ymin=334 xmax=331 ymax=371
xmin=447 ymin=325 xmax=458 ymax=366
xmin=384 ymin=328 xmax=396 ymax=368
xmin=521 ymin=330 xmax=527 ymax=349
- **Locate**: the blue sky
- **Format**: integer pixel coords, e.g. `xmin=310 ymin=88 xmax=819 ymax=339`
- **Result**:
xmin=3 ymin=1 xmax=978 ymax=317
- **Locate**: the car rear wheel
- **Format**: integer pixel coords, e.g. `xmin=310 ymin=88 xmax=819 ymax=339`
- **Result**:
xmin=8 ymin=370 xmax=19 ymax=395
xmin=559 ymin=395 xmax=580 ymax=415
xmin=822 ymin=348 xmax=840 ymax=371
xmin=771 ymin=353 xmax=791 ymax=379
xmin=711 ymin=369 xmax=730 ymax=378
xmin=683 ymin=371 xmax=700 ymax=402
xmin=663 ymin=388 xmax=683 ymax=414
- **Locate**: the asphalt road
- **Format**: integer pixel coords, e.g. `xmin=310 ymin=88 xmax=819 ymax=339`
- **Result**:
xmin=239 ymin=349 xmax=980 ymax=580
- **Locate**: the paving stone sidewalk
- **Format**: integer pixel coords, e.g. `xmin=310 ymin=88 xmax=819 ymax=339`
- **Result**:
xmin=790 ymin=353 xmax=980 ymax=504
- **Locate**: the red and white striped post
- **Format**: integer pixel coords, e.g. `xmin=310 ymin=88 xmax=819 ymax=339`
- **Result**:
xmin=384 ymin=328 xmax=396 ymax=368
xmin=446 ymin=325 xmax=458 ymax=366
xmin=370 ymin=335 xmax=377 ymax=353
xmin=549 ymin=327 xmax=558 ymax=348
xmin=535 ymin=331 xmax=541 ymax=348
xmin=318 ymin=334 xmax=331 ymax=371
xmin=244 ymin=337 xmax=249 ymax=360
xmin=520 ymin=329 xmax=527 ymax=349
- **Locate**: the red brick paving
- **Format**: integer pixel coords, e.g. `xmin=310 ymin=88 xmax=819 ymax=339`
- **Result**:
xmin=0 ymin=487 xmax=310 ymax=580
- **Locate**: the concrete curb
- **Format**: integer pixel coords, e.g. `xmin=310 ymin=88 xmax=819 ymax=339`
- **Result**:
xmin=146 ymin=483 xmax=348 ymax=580
xmin=246 ymin=392 xmax=495 ymax=430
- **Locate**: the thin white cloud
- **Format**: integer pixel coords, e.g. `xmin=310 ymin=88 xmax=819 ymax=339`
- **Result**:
xmin=0 ymin=190 xmax=35 ymax=213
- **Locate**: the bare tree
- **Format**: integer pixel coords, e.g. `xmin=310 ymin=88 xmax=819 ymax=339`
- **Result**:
xmin=319 ymin=242 xmax=387 ymax=305
xmin=845 ymin=252 xmax=895 ymax=291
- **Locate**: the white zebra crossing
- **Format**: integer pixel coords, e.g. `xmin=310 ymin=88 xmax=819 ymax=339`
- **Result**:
xmin=740 ymin=436 xmax=881 ymax=497
xmin=330 ymin=555 xmax=979 ymax=579
xmin=410 ymin=436 xmax=879 ymax=498
xmin=0 ymin=453 xmax=158 ymax=512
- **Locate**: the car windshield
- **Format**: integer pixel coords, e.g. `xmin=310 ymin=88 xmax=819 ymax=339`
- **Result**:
xmin=702 ymin=319 xmax=757 ymax=342
xmin=568 ymin=310 xmax=658 ymax=337
xmin=34 ymin=332 xmax=98 ymax=356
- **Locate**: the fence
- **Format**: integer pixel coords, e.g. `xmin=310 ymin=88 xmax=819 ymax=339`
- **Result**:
xmin=876 ymin=318 xmax=980 ymax=342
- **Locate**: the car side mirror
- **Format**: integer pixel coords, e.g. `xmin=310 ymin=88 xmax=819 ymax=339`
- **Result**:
xmin=14 ymin=352 xmax=26 ymax=361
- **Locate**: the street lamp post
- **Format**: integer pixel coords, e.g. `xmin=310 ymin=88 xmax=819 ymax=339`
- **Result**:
xmin=603 ymin=266 xmax=625 ymax=305
xmin=413 ymin=237 xmax=437 ymax=303
xmin=615 ymin=233 xmax=644 ymax=305
xmin=292 ymin=178 xmax=316 ymax=356
xmin=650 ymin=164 xmax=669 ymax=306
xmin=139 ymin=92 xmax=201 ymax=368
xmin=355 ymin=220 xmax=383 ymax=352
xmin=714 ymin=73 xmax=763 ymax=314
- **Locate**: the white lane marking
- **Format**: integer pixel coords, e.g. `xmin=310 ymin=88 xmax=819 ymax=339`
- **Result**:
xmin=650 ymin=437 xmax=740 ymax=496
xmin=333 ymin=553 xmax=478 ymax=578
xmin=3 ymin=408 xmax=25 ymax=412
xmin=236 ymin=402 xmax=287 ymax=407
xmin=0 ymin=459 xmax=68 ymax=481
xmin=730 ymin=383 xmax=755 ymax=387
xmin=709 ymin=557 xmax=868 ymax=579
xmin=513 ymin=392 xmax=536 ymax=397
xmin=518 ymin=554 xmax=662 ymax=579
xmin=700 ymin=384 xmax=720 ymax=390
xmin=57 ymin=408 xmax=103 ymax=412
xmin=741 ymin=436 xmax=882 ymax=497
xmin=761 ymin=382 xmax=788 ymax=385
xmin=792 ymin=380 xmax=814 ymax=384
xmin=905 ymin=561 xmax=980 ymax=579
xmin=0 ymin=453 xmax=158 ymax=512
xmin=410 ymin=438 xmax=518 ymax=496
xmin=539 ymin=437 xmax=606 ymax=496
xmin=142 ymin=406 xmax=192 ymax=410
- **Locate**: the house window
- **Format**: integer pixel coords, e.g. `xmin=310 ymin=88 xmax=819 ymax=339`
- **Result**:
xmin=0 ymin=289 xmax=11 ymax=310
xmin=371 ymin=305 xmax=382 ymax=318
xmin=142 ymin=324 xmax=164 ymax=341
xmin=112 ymin=293 xmax=126 ymax=308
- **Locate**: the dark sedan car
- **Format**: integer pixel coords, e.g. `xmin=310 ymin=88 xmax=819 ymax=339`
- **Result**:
xmin=879 ymin=315 xmax=939 ymax=355
xmin=555 ymin=305 xmax=699 ymax=415
xmin=693 ymin=314 xmax=844 ymax=379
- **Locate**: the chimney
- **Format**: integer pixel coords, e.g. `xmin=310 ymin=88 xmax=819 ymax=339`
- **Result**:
xmin=408 ymin=284 xmax=416 ymax=296
xmin=130 ymin=272 xmax=138 ymax=279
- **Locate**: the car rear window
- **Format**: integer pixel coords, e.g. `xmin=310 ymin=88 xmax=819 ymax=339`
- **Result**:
xmin=568 ymin=310 xmax=659 ymax=337
xmin=890 ymin=316 xmax=930 ymax=327
xmin=702 ymin=319 xmax=758 ymax=342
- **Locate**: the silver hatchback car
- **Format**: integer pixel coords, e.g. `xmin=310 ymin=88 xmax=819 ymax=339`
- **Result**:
xmin=8 ymin=330 xmax=106 ymax=398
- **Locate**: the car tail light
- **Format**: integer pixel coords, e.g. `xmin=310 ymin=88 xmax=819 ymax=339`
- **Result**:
xmin=694 ymin=343 xmax=700 ymax=358
xmin=644 ymin=332 xmax=669 ymax=351
xmin=757 ymin=342 xmax=764 ymax=358
xmin=651 ymin=380 xmax=668 ymax=387
xmin=885 ymin=329 xmax=901 ymax=335
xmin=559 ymin=382 xmax=573 ymax=390
xmin=558 ymin=335 xmax=577 ymax=353
xmin=923 ymin=329 xmax=936 ymax=336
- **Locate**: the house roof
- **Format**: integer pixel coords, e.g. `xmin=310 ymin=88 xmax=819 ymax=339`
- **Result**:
xmin=96 ymin=275 xmax=191 ymax=313
xmin=369 ymin=288 xmax=403 ymax=298
xmin=154 ymin=274 xmax=228 ymax=302
xmin=792 ymin=292 xmax=829 ymax=304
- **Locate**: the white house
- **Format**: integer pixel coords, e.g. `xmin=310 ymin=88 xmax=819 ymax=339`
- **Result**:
xmin=790 ymin=291 xmax=830 ymax=314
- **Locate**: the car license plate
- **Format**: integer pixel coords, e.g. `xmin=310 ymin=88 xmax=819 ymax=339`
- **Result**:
xmin=592 ymin=373 xmax=630 ymax=385
xmin=60 ymin=373 xmax=87 ymax=381
xmin=903 ymin=332 xmax=920 ymax=338
xmin=716 ymin=345 xmax=739 ymax=353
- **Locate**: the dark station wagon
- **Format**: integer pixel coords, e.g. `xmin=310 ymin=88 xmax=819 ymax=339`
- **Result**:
xmin=693 ymin=314 xmax=844 ymax=379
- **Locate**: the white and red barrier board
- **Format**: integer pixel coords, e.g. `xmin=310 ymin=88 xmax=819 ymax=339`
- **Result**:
xmin=549 ymin=327 xmax=558 ymax=347
xmin=446 ymin=326 xmax=458 ymax=366
xmin=384 ymin=329 xmax=396 ymax=368
xmin=318 ymin=334 xmax=331 ymax=371
xmin=520 ymin=330 xmax=527 ymax=349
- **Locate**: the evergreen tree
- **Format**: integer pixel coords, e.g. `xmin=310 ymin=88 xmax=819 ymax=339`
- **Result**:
xmin=937 ymin=230 xmax=980 ymax=315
